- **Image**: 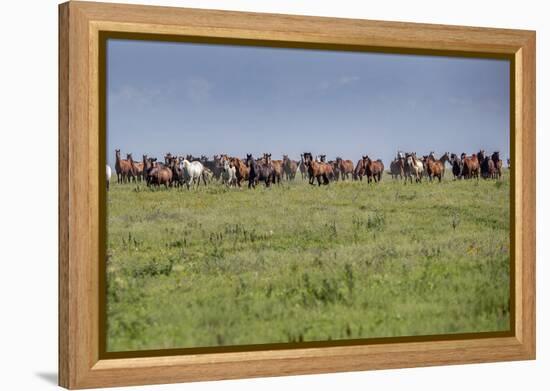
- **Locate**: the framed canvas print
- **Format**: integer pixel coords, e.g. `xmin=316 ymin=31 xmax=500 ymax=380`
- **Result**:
xmin=58 ymin=1 xmax=536 ymax=389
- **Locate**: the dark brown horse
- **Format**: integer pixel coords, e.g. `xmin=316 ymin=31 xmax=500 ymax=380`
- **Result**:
xmin=246 ymin=153 xmax=274 ymax=188
xmin=480 ymin=156 xmax=495 ymax=179
xmin=450 ymin=153 xmax=463 ymax=179
xmin=354 ymin=158 xmax=366 ymax=181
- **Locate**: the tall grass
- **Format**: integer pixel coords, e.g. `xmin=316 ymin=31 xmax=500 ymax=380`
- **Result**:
xmin=106 ymin=172 xmax=510 ymax=351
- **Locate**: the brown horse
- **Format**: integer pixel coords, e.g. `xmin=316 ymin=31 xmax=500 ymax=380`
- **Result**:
xmin=271 ymin=159 xmax=284 ymax=184
xmin=298 ymin=154 xmax=308 ymax=180
xmin=491 ymin=151 xmax=503 ymax=179
xmin=354 ymin=158 xmax=366 ymax=181
xmin=147 ymin=159 xmax=172 ymax=188
xmin=364 ymin=156 xmax=384 ymax=183
xmin=461 ymin=152 xmax=479 ymax=179
xmin=114 ymin=149 xmax=133 ymax=183
xmin=282 ymin=155 xmax=298 ymax=180
xmin=303 ymin=152 xmax=330 ymax=186
xmin=390 ymin=158 xmax=404 ymax=179
xmin=336 ymin=157 xmax=354 ymax=180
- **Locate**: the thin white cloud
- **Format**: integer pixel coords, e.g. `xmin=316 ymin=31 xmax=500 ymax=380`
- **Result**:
xmin=318 ymin=75 xmax=360 ymax=90
xmin=184 ymin=77 xmax=213 ymax=103
xmin=109 ymin=85 xmax=163 ymax=106
xmin=109 ymin=77 xmax=214 ymax=106
xmin=338 ymin=75 xmax=360 ymax=85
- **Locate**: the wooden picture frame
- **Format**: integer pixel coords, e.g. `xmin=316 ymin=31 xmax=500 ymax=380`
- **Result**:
xmin=59 ymin=1 xmax=536 ymax=389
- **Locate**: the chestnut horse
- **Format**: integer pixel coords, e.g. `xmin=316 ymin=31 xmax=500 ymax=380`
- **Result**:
xmin=424 ymin=152 xmax=450 ymax=182
xmin=271 ymin=159 xmax=284 ymax=184
xmin=461 ymin=152 xmax=480 ymax=179
xmin=229 ymin=157 xmax=249 ymax=187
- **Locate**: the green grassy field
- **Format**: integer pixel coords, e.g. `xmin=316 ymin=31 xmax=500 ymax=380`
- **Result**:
xmin=106 ymin=172 xmax=510 ymax=352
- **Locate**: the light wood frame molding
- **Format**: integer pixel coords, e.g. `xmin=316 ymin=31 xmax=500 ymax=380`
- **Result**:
xmin=59 ymin=1 xmax=536 ymax=389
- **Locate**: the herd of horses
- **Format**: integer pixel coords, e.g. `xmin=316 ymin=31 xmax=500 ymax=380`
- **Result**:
xmin=389 ymin=150 xmax=505 ymax=183
xmin=107 ymin=149 xmax=506 ymax=190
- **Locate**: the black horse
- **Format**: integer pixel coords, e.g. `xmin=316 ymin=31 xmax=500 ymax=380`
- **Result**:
xmin=450 ymin=153 xmax=463 ymax=180
xmin=246 ymin=154 xmax=275 ymax=188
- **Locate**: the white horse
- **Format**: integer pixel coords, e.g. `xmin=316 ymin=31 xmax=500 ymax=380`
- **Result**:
xmin=180 ymin=158 xmax=206 ymax=189
xmin=404 ymin=153 xmax=424 ymax=183
xmin=222 ymin=159 xmax=237 ymax=187
xmin=106 ymin=164 xmax=112 ymax=191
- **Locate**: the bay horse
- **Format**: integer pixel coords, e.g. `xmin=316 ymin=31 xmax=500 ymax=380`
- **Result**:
xmin=147 ymin=160 xmax=172 ymax=188
xmin=168 ymin=157 xmax=185 ymax=187
xmin=363 ymin=156 xmax=384 ymax=183
xmin=336 ymin=157 xmax=354 ymax=180
xmin=144 ymin=157 xmax=157 ymax=186
xmin=114 ymin=149 xmax=132 ymax=183
xmin=303 ymin=152 xmax=330 ymax=186
xmin=126 ymin=153 xmax=138 ymax=183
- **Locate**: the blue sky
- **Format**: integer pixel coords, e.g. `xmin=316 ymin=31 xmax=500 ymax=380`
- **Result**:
xmin=107 ymin=39 xmax=510 ymax=166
